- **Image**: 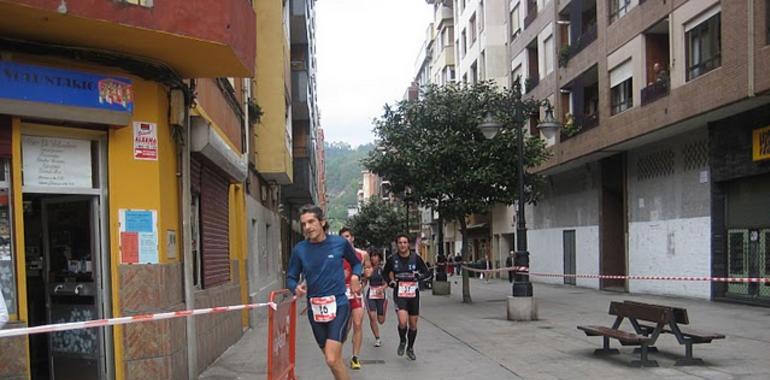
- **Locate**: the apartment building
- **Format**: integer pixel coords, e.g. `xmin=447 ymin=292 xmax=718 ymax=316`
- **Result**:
xmin=497 ymin=0 xmax=770 ymax=305
xmin=454 ymin=0 xmax=509 ymax=87
xmin=0 ymin=0 xmax=257 ymax=378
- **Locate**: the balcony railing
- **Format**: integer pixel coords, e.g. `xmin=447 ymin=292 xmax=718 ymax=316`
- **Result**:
xmin=641 ymin=79 xmax=670 ymax=106
xmin=569 ymin=24 xmax=597 ymax=58
xmin=560 ymin=112 xmax=599 ymax=141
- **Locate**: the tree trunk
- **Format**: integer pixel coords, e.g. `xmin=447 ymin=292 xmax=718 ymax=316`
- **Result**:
xmin=460 ymin=217 xmax=471 ymax=303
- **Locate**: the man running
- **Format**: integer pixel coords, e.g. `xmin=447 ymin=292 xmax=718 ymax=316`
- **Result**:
xmin=365 ymin=248 xmax=387 ymax=348
xmin=339 ymin=227 xmax=369 ymax=370
xmin=287 ymin=205 xmax=362 ymax=380
xmin=383 ymin=234 xmax=432 ymax=361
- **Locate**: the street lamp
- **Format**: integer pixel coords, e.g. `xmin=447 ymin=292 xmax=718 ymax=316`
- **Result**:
xmin=477 ymin=103 xmax=561 ymax=320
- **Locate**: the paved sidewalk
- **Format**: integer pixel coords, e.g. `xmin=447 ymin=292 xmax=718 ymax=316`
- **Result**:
xmin=200 ymin=278 xmax=770 ymax=379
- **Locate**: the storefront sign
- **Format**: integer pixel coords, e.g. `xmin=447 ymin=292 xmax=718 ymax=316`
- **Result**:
xmin=133 ymin=122 xmax=158 ymax=160
xmin=753 ymin=126 xmax=770 ymax=162
xmin=22 ymin=136 xmax=92 ymax=188
xmin=0 ymin=61 xmax=133 ymax=113
xmin=119 ymin=209 xmax=158 ymax=264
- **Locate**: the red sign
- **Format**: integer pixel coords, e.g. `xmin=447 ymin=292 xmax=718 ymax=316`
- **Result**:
xmin=121 ymin=232 xmax=139 ymax=264
xmin=268 ymin=290 xmax=296 ymax=380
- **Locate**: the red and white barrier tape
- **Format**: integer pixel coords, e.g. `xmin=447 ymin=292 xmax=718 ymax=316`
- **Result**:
xmin=0 ymin=302 xmax=275 ymax=339
xmin=460 ymin=265 xmax=770 ymax=283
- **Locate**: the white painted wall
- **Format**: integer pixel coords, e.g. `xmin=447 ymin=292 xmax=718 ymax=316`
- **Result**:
xmin=246 ymin=197 xmax=283 ymax=327
xmin=528 ymin=226 xmax=600 ymax=288
xmin=455 ymin=0 xmax=508 ymax=87
xmin=628 ymin=217 xmax=711 ymax=299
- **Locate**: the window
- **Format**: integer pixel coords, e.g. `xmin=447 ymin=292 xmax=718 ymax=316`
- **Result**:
xmin=611 ymin=78 xmax=633 ymax=115
xmin=511 ymin=5 xmax=521 ymax=39
xmin=470 ymin=61 xmax=478 ymax=84
xmin=0 ymin=160 xmax=16 ymax=317
xmin=610 ymin=60 xmax=633 ymax=114
xmin=686 ymin=12 xmax=721 ymax=81
xmin=609 ymin=0 xmax=631 ymax=24
xmin=462 ymin=29 xmax=467 ymax=56
xmin=470 ymin=13 xmax=478 ymax=44
xmin=544 ymin=35 xmax=554 ymax=75
xmin=480 ymin=51 xmax=486 ymax=80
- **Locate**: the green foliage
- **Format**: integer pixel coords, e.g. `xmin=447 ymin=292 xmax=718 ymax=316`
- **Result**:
xmin=345 ymin=198 xmax=405 ymax=248
xmin=363 ymin=80 xmax=551 ymax=226
xmin=324 ymin=142 xmax=374 ymax=232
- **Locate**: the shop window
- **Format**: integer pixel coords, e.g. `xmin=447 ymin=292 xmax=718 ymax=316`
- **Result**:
xmin=611 ymin=78 xmax=633 ymax=115
xmin=0 ymin=160 xmax=15 ymax=317
xmin=686 ymin=12 xmax=721 ymax=81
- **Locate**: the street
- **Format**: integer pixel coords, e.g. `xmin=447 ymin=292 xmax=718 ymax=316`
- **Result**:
xmin=200 ymin=278 xmax=770 ymax=379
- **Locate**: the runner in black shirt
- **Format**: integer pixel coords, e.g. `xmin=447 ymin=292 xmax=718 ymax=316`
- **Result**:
xmin=382 ymin=234 xmax=432 ymax=360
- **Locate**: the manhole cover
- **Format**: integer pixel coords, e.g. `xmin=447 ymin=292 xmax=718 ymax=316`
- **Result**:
xmin=359 ymin=360 xmax=386 ymax=365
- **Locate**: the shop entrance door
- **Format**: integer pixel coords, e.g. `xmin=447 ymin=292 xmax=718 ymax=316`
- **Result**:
xmin=24 ymin=195 xmax=107 ymax=380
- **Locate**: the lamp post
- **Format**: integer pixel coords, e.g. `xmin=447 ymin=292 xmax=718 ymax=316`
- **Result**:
xmin=478 ymin=104 xmax=561 ymax=319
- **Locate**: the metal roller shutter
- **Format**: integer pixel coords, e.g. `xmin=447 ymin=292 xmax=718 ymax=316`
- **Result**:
xmin=200 ymin=162 xmax=230 ymax=288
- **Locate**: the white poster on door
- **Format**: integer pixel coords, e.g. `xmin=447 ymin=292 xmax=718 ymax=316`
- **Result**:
xmin=22 ymin=135 xmax=92 ymax=188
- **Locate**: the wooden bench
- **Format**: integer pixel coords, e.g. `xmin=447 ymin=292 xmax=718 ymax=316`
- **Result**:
xmin=623 ymin=300 xmax=725 ymax=366
xmin=578 ymin=301 xmax=671 ymax=367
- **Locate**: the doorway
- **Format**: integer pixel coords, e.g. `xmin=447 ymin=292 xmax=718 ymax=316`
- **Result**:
xmin=24 ymin=195 xmax=107 ymax=380
xmin=599 ymin=154 xmax=627 ymax=291
xmin=563 ymin=230 xmax=577 ymax=286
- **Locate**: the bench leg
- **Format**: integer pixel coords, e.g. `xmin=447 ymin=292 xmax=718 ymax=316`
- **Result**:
xmin=630 ymin=344 xmax=658 ymax=367
xmin=675 ymin=342 xmax=705 ymax=366
xmin=593 ymin=337 xmax=620 ymax=355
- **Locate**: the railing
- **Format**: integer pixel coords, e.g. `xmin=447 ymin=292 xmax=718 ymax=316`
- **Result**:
xmin=560 ymin=112 xmax=599 ymax=142
xmin=641 ymin=80 xmax=670 ymax=106
xmin=569 ymin=23 xmax=597 ymax=58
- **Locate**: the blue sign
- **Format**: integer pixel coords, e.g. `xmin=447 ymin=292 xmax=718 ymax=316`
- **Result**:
xmin=0 ymin=61 xmax=133 ymax=113
xmin=124 ymin=210 xmax=154 ymax=233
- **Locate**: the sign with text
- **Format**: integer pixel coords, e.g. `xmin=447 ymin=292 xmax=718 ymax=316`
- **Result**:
xmin=119 ymin=209 xmax=158 ymax=264
xmin=22 ymin=136 xmax=92 ymax=188
xmin=0 ymin=61 xmax=133 ymax=112
xmin=753 ymin=125 xmax=770 ymax=162
xmin=133 ymin=122 xmax=158 ymax=160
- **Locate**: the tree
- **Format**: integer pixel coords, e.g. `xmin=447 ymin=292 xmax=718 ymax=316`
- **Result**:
xmin=363 ymin=80 xmax=550 ymax=303
xmin=346 ymin=198 xmax=406 ymax=250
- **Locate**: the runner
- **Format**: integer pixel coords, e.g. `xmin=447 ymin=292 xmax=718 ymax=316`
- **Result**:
xmin=287 ymin=205 xmax=362 ymax=380
xmin=365 ymin=248 xmax=387 ymax=348
xmin=383 ymin=234 xmax=432 ymax=361
xmin=338 ymin=227 xmax=369 ymax=370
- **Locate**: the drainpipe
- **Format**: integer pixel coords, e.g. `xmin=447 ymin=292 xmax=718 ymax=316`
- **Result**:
xmin=181 ymin=80 xmax=197 ymax=379
xmin=748 ymin=0 xmax=756 ymax=97
xmin=243 ymin=78 xmax=251 ymax=160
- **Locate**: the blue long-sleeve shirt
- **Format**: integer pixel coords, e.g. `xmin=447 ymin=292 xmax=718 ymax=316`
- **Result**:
xmin=286 ymin=235 xmax=362 ymax=305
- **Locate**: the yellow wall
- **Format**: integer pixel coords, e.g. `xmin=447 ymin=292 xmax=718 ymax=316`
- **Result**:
xmin=107 ymin=78 xmax=179 ymax=380
xmin=228 ymin=184 xmax=249 ymax=327
xmin=254 ymin=0 xmax=293 ymax=184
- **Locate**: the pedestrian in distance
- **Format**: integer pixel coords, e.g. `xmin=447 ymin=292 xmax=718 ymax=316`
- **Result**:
xmin=339 ymin=227 xmax=369 ymax=370
xmin=365 ymin=248 xmax=388 ymax=348
xmin=0 ymin=290 xmax=8 ymax=329
xmin=383 ymin=234 xmax=432 ymax=361
xmin=287 ymin=205 xmax=362 ymax=380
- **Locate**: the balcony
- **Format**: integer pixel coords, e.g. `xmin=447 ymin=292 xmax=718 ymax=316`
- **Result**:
xmin=0 ymin=0 xmax=256 ymax=77
xmin=569 ymin=23 xmax=597 ymax=58
xmin=641 ymin=79 xmax=669 ymax=106
xmin=291 ymin=0 xmax=311 ymax=44
xmin=525 ymin=76 xmax=540 ymax=93
xmin=524 ymin=1 xmax=538 ymax=28
xmin=292 ymin=69 xmax=311 ymax=121
xmin=283 ymin=157 xmax=318 ymax=206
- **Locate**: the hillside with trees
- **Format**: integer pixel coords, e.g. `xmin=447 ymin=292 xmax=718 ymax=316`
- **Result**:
xmin=324 ymin=141 xmax=374 ymax=232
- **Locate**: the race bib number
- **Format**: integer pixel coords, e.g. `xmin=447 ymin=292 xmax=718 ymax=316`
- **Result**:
xmin=397 ymin=281 xmax=418 ymax=298
xmin=310 ymin=296 xmax=337 ymax=323
xmin=369 ymin=285 xmax=386 ymax=300
xmin=345 ymin=285 xmax=353 ymax=300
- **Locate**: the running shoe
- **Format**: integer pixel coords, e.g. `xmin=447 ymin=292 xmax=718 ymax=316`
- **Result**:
xmin=406 ymin=349 xmax=416 ymax=360
xmin=397 ymin=341 xmax=406 ymax=356
xmin=374 ymin=338 xmax=382 ymax=347
xmin=350 ymin=356 xmax=361 ymax=370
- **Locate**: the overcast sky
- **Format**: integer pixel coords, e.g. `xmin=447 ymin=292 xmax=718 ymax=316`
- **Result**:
xmin=316 ymin=0 xmax=434 ymax=147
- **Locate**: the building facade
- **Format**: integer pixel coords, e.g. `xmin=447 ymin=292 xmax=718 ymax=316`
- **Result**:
xmin=454 ymin=0 xmax=509 ymax=86
xmin=501 ymin=0 xmax=770 ymax=304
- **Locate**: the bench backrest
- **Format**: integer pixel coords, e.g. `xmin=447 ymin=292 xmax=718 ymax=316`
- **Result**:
xmin=609 ymin=301 xmax=673 ymax=324
xmin=623 ymin=300 xmax=689 ymax=325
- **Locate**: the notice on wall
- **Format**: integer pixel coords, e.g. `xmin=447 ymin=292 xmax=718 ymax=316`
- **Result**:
xmin=22 ymin=135 xmax=92 ymax=188
xmin=133 ymin=122 xmax=158 ymax=160
xmin=166 ymin=230 xmax=177 ymax=259
xmin=119 ymin=209 xmax=158 ymax=264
